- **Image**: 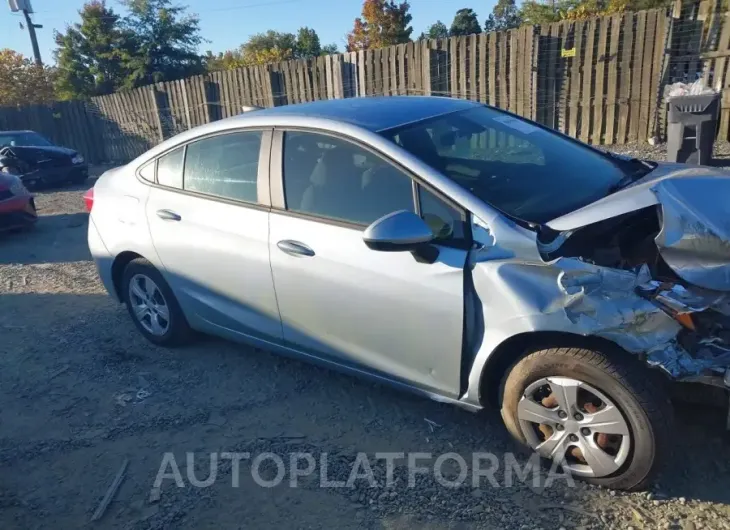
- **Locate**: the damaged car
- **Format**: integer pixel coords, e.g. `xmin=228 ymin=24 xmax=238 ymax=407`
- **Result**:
xmin=87 ymin=96 xmax=730 ymax=491
xmin=0 ymin=158 xmax=37 ymax=232
xmin=0 ymin=130 xmax=88 ymax=187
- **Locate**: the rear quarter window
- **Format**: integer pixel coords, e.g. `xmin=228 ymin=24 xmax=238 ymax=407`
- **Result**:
xmin=157 ymin=147 xmax=184 ymax=189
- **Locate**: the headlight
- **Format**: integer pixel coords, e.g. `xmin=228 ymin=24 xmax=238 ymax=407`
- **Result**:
xmin=72 ymin=154 xmax=85 ymax=164
xmin=9 ymin=177 xmax=27 ymax=196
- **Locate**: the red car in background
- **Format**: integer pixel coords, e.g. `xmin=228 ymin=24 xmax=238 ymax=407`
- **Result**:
xmin=0 ymin=165 xmax=37 ymax=233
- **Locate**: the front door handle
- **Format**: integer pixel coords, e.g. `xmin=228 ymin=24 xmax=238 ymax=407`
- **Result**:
xmin=156 ymin=209 xmax=181 ymax=221
xmin=277 ymin=240 xmax=315 ymax=257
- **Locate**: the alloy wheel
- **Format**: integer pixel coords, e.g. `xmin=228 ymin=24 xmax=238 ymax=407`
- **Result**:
xmin=128 ymin=273 xmax=170 ymax=336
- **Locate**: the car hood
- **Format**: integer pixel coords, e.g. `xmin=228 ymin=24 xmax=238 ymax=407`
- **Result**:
xmin=3 ymin=145 xmax=77 ymax=162
xmin=546 ymin=163 xmax=730 ymax=291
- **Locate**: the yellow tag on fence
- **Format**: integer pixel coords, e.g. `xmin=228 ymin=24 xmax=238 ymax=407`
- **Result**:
xmin=561 ymin=48 xmax=576 ymax=58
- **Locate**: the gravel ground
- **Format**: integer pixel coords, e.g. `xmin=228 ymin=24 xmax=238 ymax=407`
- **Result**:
xmin=1 ymin=151 xmax=729 ymax=530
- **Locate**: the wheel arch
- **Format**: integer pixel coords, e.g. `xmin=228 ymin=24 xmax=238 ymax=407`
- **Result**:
xmin=477 ymin=330 xmax=633 ymax=407
xmin=111 ymin=251 xmax=145 ymax=301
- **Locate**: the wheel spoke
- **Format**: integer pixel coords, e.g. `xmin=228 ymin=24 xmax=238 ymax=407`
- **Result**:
xmin=150 ymin=313 xmax=166 ymax=335
xmin=518 ymin=398 xmax=562 ymax=424
xmin=548 ymin=377 xmax=580 ymax=414
xmin=579 ymin=439 xmax=621 ymax=476
xmin=535 ymin=431 xmax=567 ymax=459
xmin=142 ymin=276 xmax=156 ymax=298
xmin=130 ymin=281 xmax=147 ymax=302
xmin=583 ymin=405 xmax=629 ymax=436
xmin=133 ymin=304 xmax=148 ymax=319
xmin=154 ymin=302 xmax=170 ymax=321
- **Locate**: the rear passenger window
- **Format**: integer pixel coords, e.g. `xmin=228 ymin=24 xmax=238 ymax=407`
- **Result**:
xmin=184 ymin=131 xmax=262 ymax=203
xmin=157 ymin=147 xmax=184 ymax=188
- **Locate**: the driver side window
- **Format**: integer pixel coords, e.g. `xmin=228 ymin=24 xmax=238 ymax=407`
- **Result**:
xmin=282 ymin=131 xmax=414 ymax=226
xmin=281 ymin=131 xmax=468 ymax=246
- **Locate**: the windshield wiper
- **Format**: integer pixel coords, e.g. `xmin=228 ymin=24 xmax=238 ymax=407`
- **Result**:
xmin=604 ymin=152 xmax=656 ymax=193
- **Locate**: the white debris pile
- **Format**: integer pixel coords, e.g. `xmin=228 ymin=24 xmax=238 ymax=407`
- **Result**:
xmin=665 ymin=78 xmax=717 ymax=99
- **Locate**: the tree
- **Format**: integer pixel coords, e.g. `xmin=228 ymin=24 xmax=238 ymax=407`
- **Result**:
xmin=418 ymin=21 xmax=449 ymax=40
xmin=484 ymin=0 xmax=522 ymax=32
xmin=54 ymin=1 xmax=136 ymax=99
xmin=296 ymin=27 xmax=321 ymax=58
xmin=0 ymin=49 xmax=56 ymax=106
xmin=450 ymin=8 xmax=481 ymax=36
xmin=347 ymin=0 xmax=413 ymax=51
xmin=121 ymin=0 xmax=205 ymax=86
xmin=206 ymin=27 xmax=339 ymax=72
xmin=518 ymin=0 xmax=673 ymax=25
xmin=517 ymin=1 xmax=560 ymax=25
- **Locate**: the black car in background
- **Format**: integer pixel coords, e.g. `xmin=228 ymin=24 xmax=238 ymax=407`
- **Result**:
xmin=0 ymin=130 xmax=88 ymax=187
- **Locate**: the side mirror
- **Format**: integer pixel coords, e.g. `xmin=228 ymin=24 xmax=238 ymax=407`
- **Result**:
xmin=363 ymin=210 xmax=435 ymax=252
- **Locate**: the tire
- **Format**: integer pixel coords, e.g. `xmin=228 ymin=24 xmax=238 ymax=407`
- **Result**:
xmin=121 ymin=258 xmax=193 ymax=347
xmin=500 ymin=346 xmax=673 ymax=491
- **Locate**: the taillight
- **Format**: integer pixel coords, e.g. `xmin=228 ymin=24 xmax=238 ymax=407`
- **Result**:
xmin=83 ymin=187 xmax=94 ymax=212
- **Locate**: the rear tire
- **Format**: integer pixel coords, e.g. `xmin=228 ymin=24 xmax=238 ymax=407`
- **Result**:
xmin=121 ymin=258 xmax=193 ymax=347
xmin=500 ymin=346 xmax=673 ymax=491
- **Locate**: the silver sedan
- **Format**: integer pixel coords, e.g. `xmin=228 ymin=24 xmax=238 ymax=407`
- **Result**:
xmin=87 ymin=96 xmax=730 ymax=491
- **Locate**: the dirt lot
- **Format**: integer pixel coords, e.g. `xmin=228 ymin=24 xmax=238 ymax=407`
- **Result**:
xmin=1 ymin=157 xmax=729 ymax=530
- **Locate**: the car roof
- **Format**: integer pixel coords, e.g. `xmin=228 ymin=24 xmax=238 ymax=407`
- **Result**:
xmin=240 ymin=96 xmax=479 ymax=132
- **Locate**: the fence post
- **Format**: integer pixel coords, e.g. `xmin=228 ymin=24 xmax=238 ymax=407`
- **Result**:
xmin=325 ymin=55 xmax=345 ymax=100
xmin=202 ymin=75 xmax=217 ymax=123
xmin=148 ymin=86 xmax=165 ymax=143
xmin=179 ymin=80 xmax=192 ymax=130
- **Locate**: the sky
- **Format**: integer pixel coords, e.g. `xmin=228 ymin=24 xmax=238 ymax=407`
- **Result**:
xmin=2 ymin=0 xmax=496 ymax=64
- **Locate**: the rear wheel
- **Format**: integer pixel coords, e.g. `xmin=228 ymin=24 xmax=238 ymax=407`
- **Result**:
xmin=500 ymin=346 xmax=673 ymax=491
xmin=121 ymin=258 xmax=193 ymax=347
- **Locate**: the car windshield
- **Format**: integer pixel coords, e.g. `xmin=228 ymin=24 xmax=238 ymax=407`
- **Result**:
xmin=381 ymin=106 xmax=633 ymax=224
xmin=0 ymin=131 xmax=53 ymax=148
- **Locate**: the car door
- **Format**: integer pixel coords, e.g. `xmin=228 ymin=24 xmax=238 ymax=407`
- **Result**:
xmin=145 ymin=128 xmax=283 ymax=343
xmin=268 ymin=130 xmax=470 ymax=398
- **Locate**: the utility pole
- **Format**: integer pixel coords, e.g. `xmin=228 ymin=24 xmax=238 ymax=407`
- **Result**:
xmin=22 ymin=9 xmax=42 ymax=65
xmin=8 ymin=0 xmax=43 ymax=66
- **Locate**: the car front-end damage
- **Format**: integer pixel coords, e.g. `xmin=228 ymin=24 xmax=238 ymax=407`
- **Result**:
xmin=541 ymin=168 xmax=730 ymax=389
xmin=462 ymin=164 xmax=730 ymax=412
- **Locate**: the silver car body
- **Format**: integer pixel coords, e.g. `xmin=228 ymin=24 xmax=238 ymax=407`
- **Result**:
xmin=88 ymin=97 xmax=730 ymax=413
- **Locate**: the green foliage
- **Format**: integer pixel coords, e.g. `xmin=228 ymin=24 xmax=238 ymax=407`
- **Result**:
xmin=484 ymin=0 xmax=522 ymax=32
xmin=519 ymin=0 xmax=674 ymax=25
xmin=121 ymin=0 xmax=205 ymax=86
xmin=0 ymin=49 xmax=57 ymax=106
xmin=418 ymin=21 xmax=449 ymax=40
xmin=53 ymin=1 xmax=136 ymax=99
xmin=450 ymin=8 xmax=481 ymax=36
xmin=347 ymin=0 xmax=413 ymax=51
xmin=53 ymin=0 xmax=204 ymax=99
xmin=205 ymin=27 xmax=337 ymax=72
xmin=297 ymin=27 xmax=321 ymax=58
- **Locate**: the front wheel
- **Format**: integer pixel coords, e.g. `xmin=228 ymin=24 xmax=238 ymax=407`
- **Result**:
xmin=500 ymin=346 xmax=673 ymax=491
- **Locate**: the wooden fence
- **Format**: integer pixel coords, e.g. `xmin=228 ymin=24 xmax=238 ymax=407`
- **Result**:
xmin=1 ymin=2 xmax=728 ymax=164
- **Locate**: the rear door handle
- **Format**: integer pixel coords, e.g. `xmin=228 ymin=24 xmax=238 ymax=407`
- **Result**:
xmin=156 ymin=209 xmax=181 ymax=221
xmin=277 ymin=240 xmax=315 ymax=257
